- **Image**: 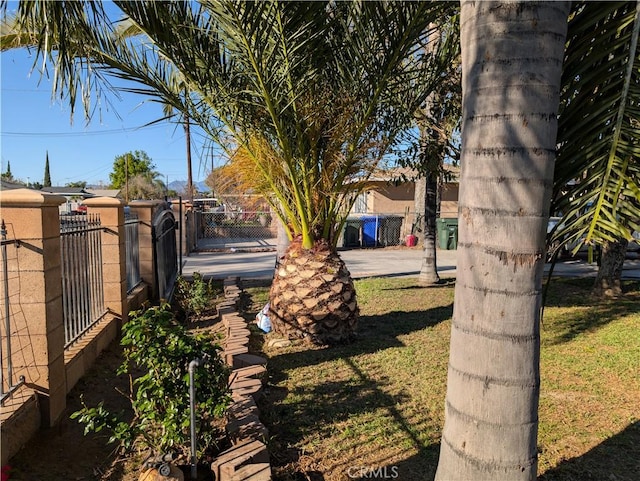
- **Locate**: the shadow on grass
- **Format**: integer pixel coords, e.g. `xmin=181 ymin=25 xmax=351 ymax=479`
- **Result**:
xmin=542 ymin=279 xmax=640 ymax=345
xmin=539 ymin=421 xmax=640 ymax=481
xmin=261 ymin=350 xmax=444 ymax=480
xmin=266 ymin=304 xmax=452 ymax=382
xmin=256 ymin=304 xmax=451 ymax=480
xmin=380 ymin=278 xmax=456 ymax=291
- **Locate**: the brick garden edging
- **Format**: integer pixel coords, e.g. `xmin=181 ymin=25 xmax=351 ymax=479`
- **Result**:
xmin=211 ymin=277 xmax=272 ymax=481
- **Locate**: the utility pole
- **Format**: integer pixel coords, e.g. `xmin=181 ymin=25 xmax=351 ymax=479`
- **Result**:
xmin=125 ymin=154 xmax=129 ymax=203
xmin=185 ymin=111 xmax=194 ymax=202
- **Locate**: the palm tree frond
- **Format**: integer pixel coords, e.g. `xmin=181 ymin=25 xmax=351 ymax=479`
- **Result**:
xmin=554 ymin=1 xmax=640 ymax=247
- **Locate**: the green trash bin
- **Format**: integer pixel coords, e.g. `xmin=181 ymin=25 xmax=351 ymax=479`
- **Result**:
xmin=445 ymin=218 xmax=459 ymax=250
xmin=437 ymin=218 xmax=459 ymax=249
xmin=436 ymin=218 xmax=449 ymax=249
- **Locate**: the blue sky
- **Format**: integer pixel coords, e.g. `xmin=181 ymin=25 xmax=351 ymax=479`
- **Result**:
xmin=1 ymin=47 xmax=217 ymax=188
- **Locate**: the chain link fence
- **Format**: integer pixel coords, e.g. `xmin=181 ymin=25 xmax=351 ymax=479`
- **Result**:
xmin=199 ymin=211 xmax=278 ymax=239
xmin=338 ymin=213 xmax=418 ymax=248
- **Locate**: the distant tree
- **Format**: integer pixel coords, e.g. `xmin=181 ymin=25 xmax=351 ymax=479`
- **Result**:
xmin=2 ymin=160 xmax=13 ymax=181
xmin=127 ymin=174 xmax=166 ymax=200
xmin=205 ymin=160 xmax=265 ymax=210
xmin=109 ymin=150 xmax=158 ymax=189
xmin=31 ymin=181 xmax=43 ymax=190
xmin=66 ymin=181 xmax=87 ymax=188
xmin=44 ymin=151 xmax=52 ymax=187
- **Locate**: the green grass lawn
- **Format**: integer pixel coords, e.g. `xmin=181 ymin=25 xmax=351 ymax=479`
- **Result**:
xmin=242 ymin=277 xmax=640 ymax=481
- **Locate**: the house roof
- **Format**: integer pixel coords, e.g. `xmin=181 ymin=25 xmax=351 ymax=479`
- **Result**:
xmin=85 ymin=188 xmax=121 ymax=198
xmin=1 ymin=179 xmax=27 ymax=190
xmin=368 ymin=164 xmax=460 ymax=183
xmin=40 ymin=186 xmax=96 ymax=197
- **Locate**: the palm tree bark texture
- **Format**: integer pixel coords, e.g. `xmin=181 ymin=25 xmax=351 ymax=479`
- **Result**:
xmin=270 ymin=238 xmax=358 ymax=344
xmin=435 ymin=2 xmax=570 ymax=481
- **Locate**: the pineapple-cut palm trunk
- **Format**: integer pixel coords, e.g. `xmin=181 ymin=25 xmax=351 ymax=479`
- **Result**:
xmin=269 ymin=239 xmax=358 ymax=344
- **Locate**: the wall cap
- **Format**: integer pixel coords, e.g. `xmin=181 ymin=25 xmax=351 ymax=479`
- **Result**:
xmin=128 ymin=200 xmax=165 ymax=208
xmin=83 ymin=197 xmax=125 ymax=208
xmin=0 ymin=188 xmax=66 ymax=207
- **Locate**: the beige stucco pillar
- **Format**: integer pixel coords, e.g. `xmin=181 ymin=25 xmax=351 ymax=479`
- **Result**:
xmin=128 ymin=200 xmax=165 ymax=300
xmin=83 ymin=197 xmax=127 ymax=324
xmin=171 ymin=198 xmax=194 ymax=256
xmin=0 ymin=188 xmax=67 ymax=426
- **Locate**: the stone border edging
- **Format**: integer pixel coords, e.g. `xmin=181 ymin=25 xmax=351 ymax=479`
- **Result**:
xmin=211 ymin=277 xmax=272 ymax=481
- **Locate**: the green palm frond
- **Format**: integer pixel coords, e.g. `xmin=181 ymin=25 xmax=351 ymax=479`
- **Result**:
xmin=553 ymin=1 xmax=640 ymax=249
xmin=3 ymin=0 xmax=457 ymax=249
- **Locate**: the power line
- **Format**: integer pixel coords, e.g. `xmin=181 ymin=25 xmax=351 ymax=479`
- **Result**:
xmin=1 ymin=124 xmax=167 ymax=137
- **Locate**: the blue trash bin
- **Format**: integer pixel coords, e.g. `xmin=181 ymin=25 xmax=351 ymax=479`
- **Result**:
xmin=361 ymin=215 xmax=380 ymax=247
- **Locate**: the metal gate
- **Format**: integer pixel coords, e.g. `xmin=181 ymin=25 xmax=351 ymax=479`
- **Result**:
xmin=153 ymin=208 xmax=179 ymax=300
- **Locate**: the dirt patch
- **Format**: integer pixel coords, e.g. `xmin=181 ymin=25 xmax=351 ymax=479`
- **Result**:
xmin=8 ymin=342 xmax=142 ymax=481
xmin=8 ymin=291 xmax=227 ymax=481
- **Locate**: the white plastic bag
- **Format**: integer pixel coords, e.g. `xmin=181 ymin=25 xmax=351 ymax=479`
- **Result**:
xmin=255 ymin=302 xmax=271 ymax=333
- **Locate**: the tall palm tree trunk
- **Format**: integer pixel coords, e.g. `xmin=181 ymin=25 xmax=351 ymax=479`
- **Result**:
xmin=435 ymin=2 xmax=570 ymax=480
xmin=184 ymin=111 xmax=194 ymax=202
xmin=419 ymin=172 xmax=440 ymax=285
xmin=593 ymin=239 xmax=629 ymax=298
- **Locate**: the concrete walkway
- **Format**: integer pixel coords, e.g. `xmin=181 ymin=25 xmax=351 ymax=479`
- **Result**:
xmin=182 ymin=240 xmax=640 ymax=281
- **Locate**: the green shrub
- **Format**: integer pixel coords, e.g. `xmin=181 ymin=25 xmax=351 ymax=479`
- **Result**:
xmin=174 ymin=272 xmax=219 ymax=321
xmin=71 ymin=304 xmax=231 ymax=456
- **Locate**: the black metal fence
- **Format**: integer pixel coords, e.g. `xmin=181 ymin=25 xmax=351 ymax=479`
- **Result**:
xmin=124 ymin=212 xmax=142 ymax=293
xmin=59 ymin=214 xmax=107 ymax=347
xmin=153 ymin=209 xmax=178 ymax=301
xmin=0 ymin=220 xmax=25 ymax=405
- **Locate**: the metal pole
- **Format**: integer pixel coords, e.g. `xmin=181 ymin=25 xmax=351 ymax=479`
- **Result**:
xmin=151 ymin=224 xmax=158 ymax=300
xmin=1 ymin=220 xmax=13 ymax=395
xmin=179 ymin=196 xmax=183 ymax=276
xmin=189 ymin=358 xmax=201 ymax=480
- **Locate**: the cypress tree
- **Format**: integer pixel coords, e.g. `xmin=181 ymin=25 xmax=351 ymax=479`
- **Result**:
xmin=1 ymin=161 xmax=13 ymax=181
xmin=44 ymin=151 xmax=52 ymax=187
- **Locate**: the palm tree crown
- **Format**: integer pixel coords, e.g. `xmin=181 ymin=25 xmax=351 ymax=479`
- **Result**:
xmin=2 ymin=0 xmax=456 ymax=249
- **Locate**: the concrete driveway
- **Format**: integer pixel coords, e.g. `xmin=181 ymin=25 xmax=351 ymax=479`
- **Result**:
xmin=181 ymin=243 xmax=640 ymax=281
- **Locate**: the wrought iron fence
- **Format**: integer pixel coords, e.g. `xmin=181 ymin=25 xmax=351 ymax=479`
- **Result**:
xmin=124 ymin=212 xmax=142 ymax=293
xmin=198 ymin=210 xmax=277 ymax=239
xmin=153 ymin=209 xmax=178 ymax=301
xmin=60 ymin=214 xmax=107 ymax=347
xmin=1 ymin=220 xmax=25 ymax=405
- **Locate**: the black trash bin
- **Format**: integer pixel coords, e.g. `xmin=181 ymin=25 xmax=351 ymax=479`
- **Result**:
xmin=341 ymin=218 xmax=363 ymax=248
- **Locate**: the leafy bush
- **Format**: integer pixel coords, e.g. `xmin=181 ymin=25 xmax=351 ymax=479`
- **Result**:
xmin=71 ymin=304 xmax=231 ymax=456
xmin=174 ymin=272 xmax=219 ymax=321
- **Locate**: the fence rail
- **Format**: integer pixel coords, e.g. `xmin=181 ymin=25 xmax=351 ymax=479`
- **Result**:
xmin=1 ymin=220 xmax=25 ymax=405
xmin=125 ymin=213 xmax=142 ymax=293
xmin=60 ymin=214 xmax=107 ymax=347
